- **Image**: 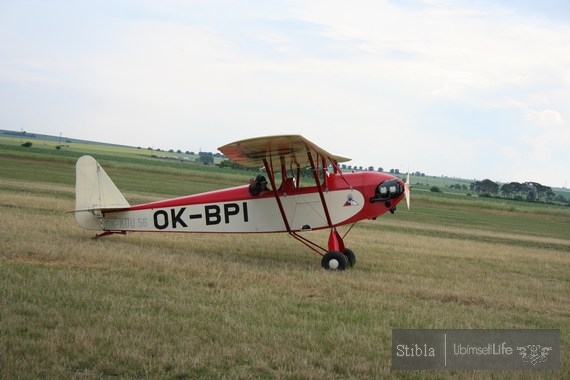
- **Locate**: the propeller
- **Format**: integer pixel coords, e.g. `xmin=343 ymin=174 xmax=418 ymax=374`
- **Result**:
xmin=404 ymin=172 xmax=411 ymax=209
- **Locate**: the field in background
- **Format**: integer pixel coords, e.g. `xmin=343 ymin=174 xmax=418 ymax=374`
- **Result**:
xmin=0 ymin=131 xmax=224 ymax=165
xmin=1 ymin=140 xmax=569 ymax=378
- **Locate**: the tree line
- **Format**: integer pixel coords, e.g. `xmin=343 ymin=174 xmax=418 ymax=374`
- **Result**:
xmin=470 ymin=179 xmax=567 ymax=203
xmin=218 ymin=158 xmax=568 ymax=204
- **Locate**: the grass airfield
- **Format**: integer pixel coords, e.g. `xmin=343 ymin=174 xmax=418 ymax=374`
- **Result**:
xmin=1 ymin=139 xmax=569 ymax=379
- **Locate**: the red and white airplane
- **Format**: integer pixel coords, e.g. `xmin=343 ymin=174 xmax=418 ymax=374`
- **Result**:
xmin=74 ymin=135 xmax=409 ymax=270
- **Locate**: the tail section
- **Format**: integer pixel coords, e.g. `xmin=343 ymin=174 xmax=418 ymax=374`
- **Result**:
xmin=75 ymin=155 xmax=130 ymax=230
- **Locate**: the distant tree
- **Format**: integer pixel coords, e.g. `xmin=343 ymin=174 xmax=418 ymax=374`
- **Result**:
xmin=377 ymin=167 xmax=384 ymax=172
xmin=368 ymin=166 xmax=374 ymax=172
xmin=470 ymin=179 xmax=499 ymax=195
xmin=21 ymin=141 xmax=33 ymax=147
xmin=198 ymin=152 xmax=214 ymax=165
xmin=297 ymin=167 xmax=310 ymax=177
xmin=219 ymin=159 xmax=248 ymax=170
xmin=497 ymin=181 xmax=556 ymax=202
xmin=501 ymin=182 xmax=524 ymax=198
xmin=484 ymin=179 xmax=499 ymax=195
xmin=430 ymin=186 xmax=441 ymax=193
xmin=200 ymin=156 xmax=213 ymax=165
xmin=176 ymin=149 xmax=182 ymax=154
xmin=524 ymin=182 xmax=537 ymax=201
xmin=218 ymin=159 xmax=230 ymax=168
xmin=523 ymin=182 xmax=553 ymax=201
xmin=539 ymin=185 xmax=554 ymax=202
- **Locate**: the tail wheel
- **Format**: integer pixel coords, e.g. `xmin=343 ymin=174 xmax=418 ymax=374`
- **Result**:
xmin=343 ymin=248 xmax=356 ymax=268
xmin=321 ymin=251 xmax=348 ymax=270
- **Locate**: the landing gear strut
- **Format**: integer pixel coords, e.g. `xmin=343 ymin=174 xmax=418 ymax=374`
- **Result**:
xmin=289 ymin=226 xmax=358 ymax=270
xmin=320 ymin=227 xmax=356 ymax=270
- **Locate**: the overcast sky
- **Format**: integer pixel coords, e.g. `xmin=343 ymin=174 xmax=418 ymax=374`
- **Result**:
xmin=1 ymin=0 xmax=569 ymax=187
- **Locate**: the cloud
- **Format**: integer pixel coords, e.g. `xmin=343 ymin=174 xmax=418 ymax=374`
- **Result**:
xmin=1 ymin=0 xmax=569 ymax=186
xmin=523 ymin=108 xmax=563 ymax=127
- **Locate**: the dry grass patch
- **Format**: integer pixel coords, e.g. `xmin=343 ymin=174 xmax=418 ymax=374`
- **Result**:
xmin=1 ymin=175 xmax=569 ymax=378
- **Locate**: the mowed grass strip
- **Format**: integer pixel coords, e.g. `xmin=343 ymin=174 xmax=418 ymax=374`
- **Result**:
xmin=1 ymin=153 xmax=569 ymax=379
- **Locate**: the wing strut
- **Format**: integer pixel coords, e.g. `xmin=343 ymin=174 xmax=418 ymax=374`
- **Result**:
xmin=306 ymin=151 xmax=351 ymax=254
xmin=263 ymin=149 xmax=354 ymax=258
xmin=330 ymin=159 xmax=353 ymax=191
xmin=263 ymin=158 xmax=292 ymax=233
xmin=307 ymin=151 xmax=334 ymax=228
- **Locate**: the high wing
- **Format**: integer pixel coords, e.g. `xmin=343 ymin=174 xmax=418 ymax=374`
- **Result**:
xmin=218 ymin=135 xmax=351 ymax=169
xmin=219 ymin=135 xmax=354 ymax=255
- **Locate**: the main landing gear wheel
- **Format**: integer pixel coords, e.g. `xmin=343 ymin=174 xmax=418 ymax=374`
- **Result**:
xmin=321 ymin=251 xmax=348 ymax=270
xmin=343 ymin=248 xmax=356 ymax=268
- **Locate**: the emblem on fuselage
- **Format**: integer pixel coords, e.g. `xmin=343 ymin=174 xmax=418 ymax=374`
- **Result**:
xmin=344 ymin=194 xmax=359 ymax=206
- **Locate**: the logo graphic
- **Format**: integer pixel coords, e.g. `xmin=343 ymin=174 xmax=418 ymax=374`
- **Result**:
xmin=392 ymin=329 xmax=559 ymax=370
xmin=516 ymin=345 xmax=552 ymax=365
xmin=344 ymin=194 xmax=359 ymax=206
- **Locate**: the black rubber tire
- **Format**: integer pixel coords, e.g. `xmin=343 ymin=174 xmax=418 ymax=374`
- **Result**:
xmin=321 ymin=251 xmax=347 ymax=270
xmin=343 ymin=248 xmax=356 ymax=268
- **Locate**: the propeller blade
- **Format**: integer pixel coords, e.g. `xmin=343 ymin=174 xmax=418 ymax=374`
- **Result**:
xmin=404 ymin=172 xmax=411 ymax=209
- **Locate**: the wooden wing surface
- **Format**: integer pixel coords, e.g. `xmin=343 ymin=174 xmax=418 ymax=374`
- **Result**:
xmin=218 ymin=135 xmax=351 ymax=169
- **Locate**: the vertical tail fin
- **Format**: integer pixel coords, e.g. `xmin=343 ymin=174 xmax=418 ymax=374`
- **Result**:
xmin=75 ymin=155 xmax=130 ymax=230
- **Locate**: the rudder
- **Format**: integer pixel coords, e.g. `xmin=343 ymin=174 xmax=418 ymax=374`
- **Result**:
xmin=75 ymin=155 xmax=130 ymax=230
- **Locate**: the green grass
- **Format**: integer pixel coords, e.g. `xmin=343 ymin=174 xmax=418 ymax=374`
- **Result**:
xmin=1 ymin=140 xmax=569 ymax=379
xmin=0 ymin=134 xmax=225 ymax=164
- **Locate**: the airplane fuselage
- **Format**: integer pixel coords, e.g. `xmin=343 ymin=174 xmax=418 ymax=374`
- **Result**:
xmin=94 ymin=171 xmax=405 ymax=234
